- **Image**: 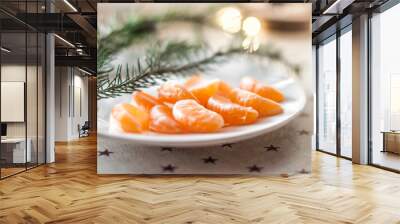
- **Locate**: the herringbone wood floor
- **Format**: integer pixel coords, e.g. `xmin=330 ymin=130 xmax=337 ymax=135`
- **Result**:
xmin=1 ymin=135 xmax=400 ymax=224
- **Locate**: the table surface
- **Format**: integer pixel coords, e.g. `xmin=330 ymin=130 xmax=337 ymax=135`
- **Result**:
xmin=381 ymin=131 xmax=400 ymax=134
xmin=1 ymin=138 xmax=27 ymax=143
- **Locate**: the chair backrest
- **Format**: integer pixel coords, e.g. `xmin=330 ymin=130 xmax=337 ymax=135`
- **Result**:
xmin=82 ymin=121 xmax=90 ymax=129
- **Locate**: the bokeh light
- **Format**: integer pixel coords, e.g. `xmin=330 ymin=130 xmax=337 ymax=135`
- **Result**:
xmin=217 ymin=7 xmax=242 ymax=34
xmin=242 ymin=17 xmax=261 ymax=36
xmin=242 ymin=35 xmax=260 ymax=52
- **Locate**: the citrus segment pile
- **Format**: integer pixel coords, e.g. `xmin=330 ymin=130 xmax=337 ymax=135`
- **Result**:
xmin=207 ymin=95 xmax=258 ymax=126
xmin=132 ymin=91 xmax=161 ymax=112
xmin=240 ymin=76 xmax=285 ymax=102
xmin=111 ymin=76 xmax=284 ymax=134
xmin=111 ymin=103 xmax=149 ymax=133
xmin=186 ymin=79 xmax=220 ymax=106
xmin=150 ymin=105 xmax=184 ymax=133
xmin=229 ymin=88 xmax=283 ymax=117
xmin=173 ymin=100 xmax=224 ymax=132
xmin=158 ymin=81 xmax=198 ymax=103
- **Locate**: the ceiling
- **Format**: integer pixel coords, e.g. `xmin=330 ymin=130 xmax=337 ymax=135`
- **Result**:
xmin=0 ymin=0 xmax=393 ymax=74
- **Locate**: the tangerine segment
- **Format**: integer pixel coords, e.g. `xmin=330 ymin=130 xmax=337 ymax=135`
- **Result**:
xmin=158 ymin=81 xmax=198 ymax=104
xmin=111 ymin=103 xmax=149 ymax=133
xmin=187 ymin=79 xmax=220 ymax=106
xmin=150 ymin=105 xmax=183 ymax=134
xmin=216 ymin=80 xmax=233 ymax=98
xmin=131 ymin=91 xmax=161 ymax=112
xmin=240 ymin=77 xmax=284 ymax=102
xmin=173 ymin=99 xmax=224 ymax=133
xmin=207 ymin=95 xmax=259 ymax=125
xmin=184 ymin=75 xmax=203 ymax=88
xmin=229 ymin=88 xmax=283 ymax=117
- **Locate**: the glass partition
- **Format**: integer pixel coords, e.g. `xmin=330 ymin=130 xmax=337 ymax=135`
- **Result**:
xmin=27 ymin=30 xmax=38 ymax=169
xmin=339 ymin=28 xmax=352 ymax=158
xmin=0 ymin=1 xmax=46 ymax=179
xmin=370 ymin=4 xmax=400 ymax=171
xmin=317 ymin=36 xmax=337 ymax=154
xmin=1 ymin=30 xmax=28 ymax=177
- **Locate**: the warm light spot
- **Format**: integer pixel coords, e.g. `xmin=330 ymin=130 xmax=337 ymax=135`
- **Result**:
xmin=242 ymin=17 xmax=261 ymax=36
xmin=242 ymin=36 xmax=260 ymax=52
xmin=217 ymin=7 xmax=242 ymax=33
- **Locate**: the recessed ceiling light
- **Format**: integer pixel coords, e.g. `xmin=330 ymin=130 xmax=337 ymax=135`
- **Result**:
xmin=54 ymin=34 xmax=75 ymax=48
xmin=1 ymin=47 xmax=11 ymax=53
xmin=78 ymin=67 xmax=92 ymax=76
xmin=63 ymin=0 xmax=78 ymax=12
xmin=323 ymin=0 xmax=354 ymax=15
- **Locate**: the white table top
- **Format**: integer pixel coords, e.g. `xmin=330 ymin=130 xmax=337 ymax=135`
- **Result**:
xmin=1 ymin=138 xmax=29 ymax=143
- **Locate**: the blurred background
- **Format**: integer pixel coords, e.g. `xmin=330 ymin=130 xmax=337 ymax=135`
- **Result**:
xmin=97 ymin=3 xmax=312 ymax=94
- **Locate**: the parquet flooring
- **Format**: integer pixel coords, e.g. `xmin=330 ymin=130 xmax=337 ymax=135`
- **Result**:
xmin=1 ymin=135 xmax=400 ymax=224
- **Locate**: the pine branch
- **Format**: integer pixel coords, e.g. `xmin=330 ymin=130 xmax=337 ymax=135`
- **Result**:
xmin=97 ymin=50 xmax=243 ymax=99
xmin=99 ymin=12 xmax=206 ymax=53
xmin=98 ymin=41 xmax=212 ymax=99
xmin=97 ymin=12 xmax=210 ymax=75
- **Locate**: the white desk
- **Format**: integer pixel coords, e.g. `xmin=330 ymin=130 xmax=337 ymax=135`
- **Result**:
xmin=1 ymin=138 xmax=31 ymax=163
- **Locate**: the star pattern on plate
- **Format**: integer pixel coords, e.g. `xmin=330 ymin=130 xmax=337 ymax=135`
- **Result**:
xmin=298 ymin=130 xmax=310 ymax=135
xmin=264 ymin=145 xmax=280 ymax=152
xmin=162 ymin=164 xmax=177 ymax=172
xmin=221 ymin=143 xmax=234 ymax=149
xmin=98 ymin=149 xmax=114 ymax=157
xmin=161 ymin=147 xmax=173 ymax=152
xmin=203 ymin=156 xmax=218 ymax=164
xmin=247 ymin=165 xmax=263 ymax=172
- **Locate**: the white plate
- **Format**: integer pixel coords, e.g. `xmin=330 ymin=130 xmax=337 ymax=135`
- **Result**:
xmin=98 ymin=76 xmax=306 ymax=148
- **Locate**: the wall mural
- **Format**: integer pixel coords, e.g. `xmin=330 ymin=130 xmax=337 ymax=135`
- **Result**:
xmin=97 ymin=3 xmax=312 ymax=175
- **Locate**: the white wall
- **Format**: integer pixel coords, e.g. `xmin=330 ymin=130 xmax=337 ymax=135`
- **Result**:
xmin=71 ymin=74 xmax=89 ymax=138
xmin=1 ymin=66 xmax=26 ymax=138
xmin=54 ymin=66 xmax=69 ymax=141
xmin=54 ymin=67 xmax=89 ymax=141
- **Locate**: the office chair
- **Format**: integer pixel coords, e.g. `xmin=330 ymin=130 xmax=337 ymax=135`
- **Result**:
xmin=79 ymin=121 xmax=90 ymax=138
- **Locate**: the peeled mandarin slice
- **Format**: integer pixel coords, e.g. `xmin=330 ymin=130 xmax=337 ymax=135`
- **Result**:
xmin=240 ymin=76 xmax=284 ymax=102
xmin=207 ymin=95 xmax=258 ymax=125
xmin=158 ymin=81 xmax=198 ymax=104
xmin=111 ymin=103 xmax=149 ymax=133
xmin=150 ymin=105 xmax=183 ymax=134
xmin=184 ymin=75 xmax=203 ymax=88
xmin=173 ymin=99 xmax=224 ymax=133
xmin=187 ymin=79 xmax=220 ymax=106
xmin=131 ymin=91 xmax=161 ymax=112
xmin=229 ymin=88 xmax=283 ymax=117
xmin=216 ymin=80 xmax=233 ymax=98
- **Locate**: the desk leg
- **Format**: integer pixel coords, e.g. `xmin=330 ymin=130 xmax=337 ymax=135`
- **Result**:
xmin=382 ymin=133 xmax=386 ymax=153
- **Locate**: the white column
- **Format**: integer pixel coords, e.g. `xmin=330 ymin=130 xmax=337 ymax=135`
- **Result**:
xmin=45 ymin=0 xmax=55 ymax=163
xmin=46 ymin=33 xmax=55 ymax=163
xmin=352 ymin=14 xmax=369 ymax=164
